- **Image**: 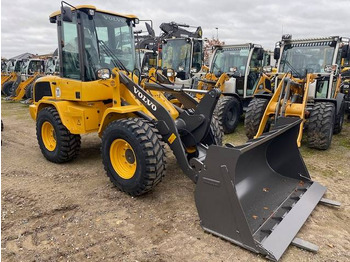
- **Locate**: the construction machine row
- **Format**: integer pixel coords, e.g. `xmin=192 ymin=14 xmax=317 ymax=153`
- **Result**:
xmin=2 ymin=2 xmax=348 ymax=261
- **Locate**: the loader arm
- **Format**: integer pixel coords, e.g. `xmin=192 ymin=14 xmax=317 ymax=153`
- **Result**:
xmin=118 ymin=71 xmax=220 ymax=182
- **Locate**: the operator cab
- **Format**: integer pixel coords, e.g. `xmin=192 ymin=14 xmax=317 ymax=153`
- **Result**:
xmin=161 ymin=37 xmax=203 ymax=80
xmin=49 ymin=4 xmax=139 ymax=82
xmin=275 ymin=35 xmax=350 ymax=99
xmin=210 ymin=44 xmax=264 ymax=98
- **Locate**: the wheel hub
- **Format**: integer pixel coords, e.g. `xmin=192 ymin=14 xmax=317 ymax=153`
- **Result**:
xmin=41 ymin=121 xmax=57 ymax=151
xmin=110 ymin=139 xmax=137 ymax=179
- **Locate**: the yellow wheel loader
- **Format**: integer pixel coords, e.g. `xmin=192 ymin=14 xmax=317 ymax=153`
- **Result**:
xmin=193 ymin=44 xmax=274 ymax=134
xmin=8 ymin=59 xmax=45 ymax=101
xmin=245 ymin=35 xmax=349 ymax=149
xmin=30 ymin=3 xmax=339 ymax=261
xmin=1 ymin=59 xmax=23 ymax=95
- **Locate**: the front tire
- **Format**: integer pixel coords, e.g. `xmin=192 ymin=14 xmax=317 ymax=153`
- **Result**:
xmin=25 ymin=83 xmax=33 ymax=99
xmin=102 ymin=118 xmax=166 ymax=196
xmin=307 ymin=102 xmax=335 ymax=150
xmin=214 ymin=96 xmax=241 ymax=134
xmin=244 ymin=97 xmax=270 ymax=139
xmin=2 ymin=81 xmax=14 ymax=96
xmin=36 ymin=107 xmax=81 ymax=163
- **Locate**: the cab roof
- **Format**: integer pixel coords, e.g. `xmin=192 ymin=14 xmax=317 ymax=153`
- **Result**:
xmin=49 ymin=5 xmax=137 ymax=20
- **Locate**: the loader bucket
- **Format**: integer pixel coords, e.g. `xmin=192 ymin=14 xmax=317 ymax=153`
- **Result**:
xmin=195 ymin=118 xmax=326 ymax=261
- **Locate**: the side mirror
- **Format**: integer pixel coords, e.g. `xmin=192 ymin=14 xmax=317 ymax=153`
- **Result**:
xmin=274 ymin=47 xmax=280 ymax=60
xmin=263 ymin=65 xmax=272 ymax=73
xmin=61 ymin=6 xmax=73 ymax=22
xmin=257 ymin=48 xmax=264 ymax=61
xmin=341 ymin=45 xmax=349 ymax=59
xmin=96 ymin=68 xmax=111 ymax=80
xmin=166 ymin=68 xmax=176 ymax=77
xmin=324 ymin=64 xmax=338 ymax=73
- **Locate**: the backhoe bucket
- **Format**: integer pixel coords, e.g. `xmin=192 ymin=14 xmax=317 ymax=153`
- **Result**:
xmin=195 ymin=118 xmax=326 ymax=261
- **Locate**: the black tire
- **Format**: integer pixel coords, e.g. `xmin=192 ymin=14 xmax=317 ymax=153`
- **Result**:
xmin=307 ymin=102 xmax=335 ymax=150
xmin=25 ymin=83 xmax=33 ymax=99
xmin=214 ymin=96 xmax=241 ymax=134
xmin=10 ymin=83 xmax=19 ymax=97
xmin=202 ymin=115 xmax=224 ymax=146
xmin=36 ymin=107 xmax=81 ymax=163
xmin=244 ymin=97 xmax=270 ymax=139
xmin=333 ymin=99 xmax=345 ymax=134
xmin=2 ymin=81 xmax=14 ymax=96
xmin=102 ymin=118 xmax=166 ymax=196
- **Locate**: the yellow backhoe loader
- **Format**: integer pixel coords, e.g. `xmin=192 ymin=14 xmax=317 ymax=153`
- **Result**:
xmin=30 ymin=3 xmax=339 ymax=261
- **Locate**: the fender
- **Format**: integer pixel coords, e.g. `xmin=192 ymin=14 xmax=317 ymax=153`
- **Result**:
xmin=314 ymin=93 xmax=345 ymax=115
xmin=30 ymin=100 xmax=107 ymax=134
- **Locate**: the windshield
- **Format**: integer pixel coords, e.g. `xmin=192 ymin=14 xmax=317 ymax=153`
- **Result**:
xmin=211 ymin=47 xmax=249 ymax=76
xmin=279 ymin=42 xmax=336 ymax=76
xmin=78 ymin=11 xmax=136 ymax=80
xmin=162 ymin=39 xmax=191 ymax=73
xmin=137 ymin=51 xmax=157 ymax=73
xmin=14 ymin=61 xmax=23 ymax=72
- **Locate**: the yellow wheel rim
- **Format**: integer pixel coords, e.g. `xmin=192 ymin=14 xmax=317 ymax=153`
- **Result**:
xmin=110 ymin=139 xmax=137 ymax=179
xmin=41 ymin=121 xmax=56 ymax=151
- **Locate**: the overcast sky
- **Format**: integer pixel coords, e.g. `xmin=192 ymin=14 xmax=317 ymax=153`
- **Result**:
xmin=1 ymin=0 xmax=349 ymax=58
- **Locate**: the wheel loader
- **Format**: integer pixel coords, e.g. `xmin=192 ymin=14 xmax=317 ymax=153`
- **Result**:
xmin=193 ymin=44 xmax=273 ymax=133
xmin=45 ymin=56 xmax=60 ymax=75
xmin=7 ymin=59 xmax=45 ymax=101
xmin=1 ymin=59 xmax=23 ymax=95
xmin=134 ymin=21 xmax=158 ymax=75
xmin=245 ymin=35 xmax=349 ymax=149
xmin=30 ymin=3 xmax=339 ymax=261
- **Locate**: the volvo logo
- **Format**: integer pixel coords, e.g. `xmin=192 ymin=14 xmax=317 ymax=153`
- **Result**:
xmin=133 ymin=87 xmax=157 ymax=111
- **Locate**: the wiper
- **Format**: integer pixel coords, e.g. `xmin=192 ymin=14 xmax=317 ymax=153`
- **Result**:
xmin=281 ymin=59 xmax=302 ymax=78
xmin=98 ymin=40 xmax=129 ymax=74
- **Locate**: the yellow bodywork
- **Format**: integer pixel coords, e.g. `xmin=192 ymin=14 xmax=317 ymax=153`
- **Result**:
xmin=11 ymin=72 xmax=41 ymax=101
xmin=1 ymin=72 xmax=17 ymax=87
xmin=30 ymin=68 xmax=179 ymax=136
xmin=49 ymin=5 xmax=137 ymax=20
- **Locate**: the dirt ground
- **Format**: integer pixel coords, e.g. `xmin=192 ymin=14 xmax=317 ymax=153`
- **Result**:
xmin=1 ymin=100 xmax=350 ymax=262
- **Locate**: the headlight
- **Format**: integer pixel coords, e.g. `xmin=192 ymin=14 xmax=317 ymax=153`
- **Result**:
xmin=96 ymin=68 xmax=111 ymax=80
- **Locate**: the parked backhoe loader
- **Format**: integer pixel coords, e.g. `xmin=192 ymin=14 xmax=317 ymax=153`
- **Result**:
xmin=245 ymin=35 xmax=349 ymax=149
xmin=8 ymin=59 xmax=45 ymax=101
xmin=30 ymin=3 xmax=339 ymax=261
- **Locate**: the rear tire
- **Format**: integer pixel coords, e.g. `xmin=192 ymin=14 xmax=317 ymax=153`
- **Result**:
xmin=307 ymin=102 xmax=335 ymax=150
xmin=333 ymin=99 xmax=345 ymax=134
xmin=2 ymin=81 xmax=14 ymax=96
xmin=214 ymin=96 xmax=241 ymax=134
xmin=244 ymin=97 xmax=270 ymax=139
xmin=36 ymin=107 xmax=81 ymax=163
xmin=101 ymin=118 xmax=166 ymax=196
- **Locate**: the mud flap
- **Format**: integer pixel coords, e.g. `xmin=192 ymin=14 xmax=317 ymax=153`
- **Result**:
xmin=194 ymin=118 xmax=326 ymax=261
